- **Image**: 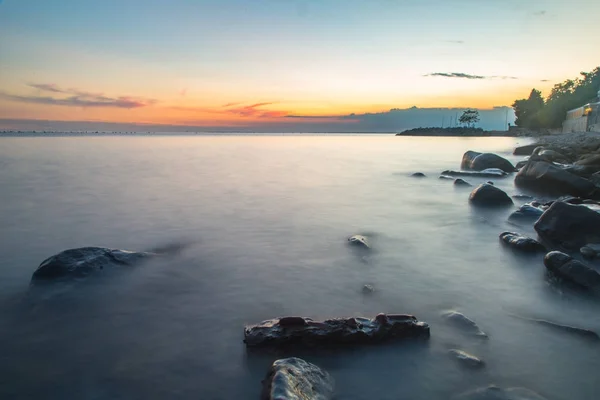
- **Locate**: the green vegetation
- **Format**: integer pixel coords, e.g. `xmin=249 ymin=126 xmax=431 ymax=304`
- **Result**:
xmin=459 ymin=109 xmax=480 ymax=128
xmin=512 ymin=67 xmax=600 ymax=129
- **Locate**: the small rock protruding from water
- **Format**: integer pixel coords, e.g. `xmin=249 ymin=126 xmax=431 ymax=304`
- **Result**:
xmin=469 ymin=184 xmax=513 ymax=206
xmin=448 ymin=349 xmax=485 ymax=369
xmin=580 ymin=244 xmax=600 ymax=260
xmin=362 ymin=284 xmax=375 ymax=294
xmin=411 ymin=172 xmax=426 ymax=178
xmin=454 ymin=178 xmax=471 ymax=186
xmin=509 ymin=203 xmax=545 ymax=221
xmin=461 ymin=151 xmax=515 ymax=173
xmin=453 ymin=385 xmax=548 ymax=400
xmin=442 ymin=310 xmax=488 ymax=338
xmin=261 ymin=357 xmax=334 ymax=400
xmin=499 ymin=232 xmax=546 ymax=253
xmin=348 ymin=235 xmax=370 ymax=249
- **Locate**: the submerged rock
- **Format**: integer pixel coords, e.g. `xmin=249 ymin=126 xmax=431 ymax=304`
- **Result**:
xmin=454 ymin=178 xmax=471 ymax=186
xmin=244 ymin=314 xmax=430 ymax=348
xmin=534 ymin=201 xmax=600 ymax=250
xmin=515 ymin=160 xmax=599 ymax=198
xmin=411 ymin=172 xmax=426 ymax=178
xmin=544 ymin=251 xmax=600 ymax=290
xmin=347 ymin=235 xmax=370 ymax=249
xmin=509 ymin=314 xmax=599 ymax=341
xmin=499 ymin=232 xmax=546 ymax=253
xmin=508 ymin=203 xmax=545 ymax=221
xmin=442 ymin=311 xmax=487 ymax=338
xmin=469 ymin=184 xmax=513 ymax=206
xmin=448 ymin=349 xmax=485 ymax=368
xmin=261 ymin=358 xmax=334 ymax=400
xmin=31 ymin=247 xmax=156 ymax=282
xmin=454 ymin=385 xmax=548 ymax=400
xmin=580 ymin=244 xmax=600 ymax=260
xmin=442 ymin=168 xmax=508 ymax=178
xmin=461 ymin=151 xmax=515 ymax=172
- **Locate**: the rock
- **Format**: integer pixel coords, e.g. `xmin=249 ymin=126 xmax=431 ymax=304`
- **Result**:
xmin=509 ymin=314 xmax=599 ymax=341
xmin=448 ymin=349 xmax=485 ymax=368
xmin=515 ymin=160 xmax=599 ymax=198
xmin=469 ymin=184 xmax=513 ymax=206
xmin=261 ymin=358 xmax=334 ymax=400
xmin=454 ymin=385 xmax=548 ymax=400
xmin=348 ymin=235 xmax=369 ymax=249
xmin=243 ymin=314 xmax=430 ymax=348
xmin=576 ymin=154 xmax=600 ymax=166
xmin=461 ymin=151 xmax=514 ymax=172
xmin=591 ymin=172 xmax=600 ymax=186
xmin=513 ymin=144 xmax=539 ymax=156
xmin=499 ymin=232 xmax=546 ymax=252
xmin=512 ymin=194 xmax=535 ymax=201
xmin=581 ymin=244 xmax=600 ymax=260
xmin=564 ymin=165 xmax=600 ymax=178
xmin=454 ymin=178 xmax=471 ymax=186
xmin=441 ymin=169 xmax=508 ymax=178
xmin=31 ymin=247 xmax=156 ymax=282
xmin=508 ymin=203 xmax=545 ymax=221
xmin=362 ymin=284 xmax=375 ymax=294
xmin=439 ymin=175 xmax=455 ymax=180
xmin=515 ymin=160 xmax=528 ymax=170
xmin=534 ymin=201 xmax=600 ymax=250
xmin=543 ymin=251 xmax=600 ymax=290
xmin=411 ymin=172 xmax=426 ymax=178
xmin=538 ymin=149 xmax=570 ymax=164
xmin=442 ymin=311 xmax=487 ymax=338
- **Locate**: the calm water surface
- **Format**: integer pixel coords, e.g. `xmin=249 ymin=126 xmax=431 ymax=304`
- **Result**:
xmin=0 ymin=135 xmax=599 ymax=399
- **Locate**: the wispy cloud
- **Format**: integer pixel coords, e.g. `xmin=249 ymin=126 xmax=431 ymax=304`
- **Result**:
xmin=170 ymin=102 xmax=289 ymax=119
xmin=445 ymin=40 xmax=465 ymax=44
xmin=540 ymin=79 xmax=550 ymax=82
xmin=533 ymin=10 xmax=546 ymax=16
xmin=1 ymin=83 xmax=156 ymax=109
xmin=424 ymin=72 xmax=518 ymax=80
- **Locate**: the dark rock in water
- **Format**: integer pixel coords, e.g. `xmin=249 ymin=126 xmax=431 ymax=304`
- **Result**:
xmin=441 ymin=169 xmax=508 ymax=178
xmin=499 ymin=232 xmax=546 ymax=252
xmin=543 ymin=251 xmax=600 ymax=290
xmin=454 ymin=385 xmax=548 ymax=400
xmin=509 ymin=313 xmax=599 ymax=341
xmin=514 ymin=144 xmax=539 ymax=156
xmin=442 ymin=311 xmax=487 ymax=337
xmin=31 ymin=247 xmax=156 ymax=282
xmin=470 ymin=153 xmax=515 ymax=173
xmin=439 ymin=175 xmax=455 ymax=180
xmin=515 ymin=160 xmax=528 ymax=170
xmin=411 ymin=172 xmax=426 ymax=178
xmin=454 ymin=178 xmax=471 ymax=186
xmin=515 ymin=160 xmax=599 ymax=198
xmin=362 ymin=284 xmax=375 ymax=294
xmin=469 ymin=184 xmax=513 ymax=206
xmin=508 ymin=203 xmax=545 ymax=220
xmin=261 ymin=358 xmax=334 ymax=400
xmin=534 ymin=201 xmax=600 ymax=250
xmin=580 ymin=244 xmax=600 ymax=260
xmin=348 ymin=235 xmax=369 ymax=249
xmin=243 ymin=313 xmax=430 ymax=348
xmin=448 ymin=349 xmax=485 ymax=368
xmin=461 ymin=150 xmax=482 ymax=170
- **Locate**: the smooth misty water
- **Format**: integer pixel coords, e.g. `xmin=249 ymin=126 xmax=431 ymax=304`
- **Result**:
xmin=0 ymin=135 xmax=599 ymax=400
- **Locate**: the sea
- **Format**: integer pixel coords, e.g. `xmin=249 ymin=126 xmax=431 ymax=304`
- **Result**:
xmin=0 ymin=134 xmax=598 ymax=399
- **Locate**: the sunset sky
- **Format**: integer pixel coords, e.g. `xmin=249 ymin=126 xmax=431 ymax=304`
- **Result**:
xmin=1 ymin=0 xmax=599 ymax=131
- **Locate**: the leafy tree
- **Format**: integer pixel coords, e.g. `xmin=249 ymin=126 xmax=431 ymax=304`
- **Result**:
xmin=459 ymin=109 xmax=480 ymax=127
xmin=512 ymin=89 xmax=544 ymax=128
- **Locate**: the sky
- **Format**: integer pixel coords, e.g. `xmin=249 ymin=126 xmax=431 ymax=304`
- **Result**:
xmin=0 ymin=0 xmax=599 ymax=132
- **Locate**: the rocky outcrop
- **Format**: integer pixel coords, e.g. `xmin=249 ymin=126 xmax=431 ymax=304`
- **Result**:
xmin=515 ymin=160 xmax=599 ymax=198
xmin=31 ymin=247 xmax=156 ymax=282
xmin=544 ymin=251 xmax=600 ymax=290
xmin=442 ymin=311 xmax=487 ymax=338
xmin=448 ymin=349 xmax=485 ymax=368
xmin=534 ymin=201 xmax=600 ymax=250
xmin=454 ymin=385 xmax=548 ymax=400
xmin=508 ymin=203 xmax=545 ymax=221
xmin=499 ymin=232 xmax=546 ymax=253
xmin=514 ymin=144 xmax=539 ymax=156
xmin=348 ymin=235 xmax=370 ymax=249
xmin=442 ymin=169 xmax=508 ymax=178
xmin=461 ymin=151 xmax=515 ymax=172
xmin=243 ymin=314 xmax=430 ymax=348
xmin=411 ymin=172 xmax=426 ymax=178
xmin=454 ymin=178 xmax=471 ymax=186
xmin=469 ymin=184 xmax=513 ymax=206
xmin=261 ymin=358 xmax=334 ymax=400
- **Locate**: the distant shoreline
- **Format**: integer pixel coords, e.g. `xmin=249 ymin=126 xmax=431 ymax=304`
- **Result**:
xmin=396 ymin=127 xmax=523 ymax=137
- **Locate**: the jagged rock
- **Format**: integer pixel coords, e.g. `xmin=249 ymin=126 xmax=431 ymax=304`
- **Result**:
xmin=454 ymin=385 xmax=548 ymax=400
xmin=448 ymin=349 xmax=485 ymax=368
xmin=411 ymin=172 xmax=426 ymax=178
xmin=348 ymin=235 xmax=370 ymax=249
xmin=454 ymin=178 xmax=471 ymax=186
xmin=461 ymin=151 xmax=515 ymax=172
xmin=580 ymin=244 xmax=600 ymax=260
xmin=534 ymin=201 xmax=600 ymax=250
xmin=544 ymin=251 xmax=600 ymax=290
xmin=243 ymin=314 xmax=430 ymax=348
xmin=515 ymin=160 xmax=599 ymax=198
xmin=31 ymin=247 xmax=156 ymax=282
xmin=442 ymin=168 xmax=508 ymax=178
xmin=261 ymin=358 xmax=334 ymax=400
xmin=442 ymin=311 xmax=487 ymax=338
xmin=508 ymin=203 xmax=545 ymax=221
xmin=514 ymin=144 xmax=539 ymax=156
xmin=469 ymin=184 xmax=513 ymax=206
xmin=499 ymin=232 xmax=546 ymax=252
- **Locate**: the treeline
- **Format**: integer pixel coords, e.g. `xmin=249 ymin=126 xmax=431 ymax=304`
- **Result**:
xmin=512 ymin=66 xmax=600 ymax=129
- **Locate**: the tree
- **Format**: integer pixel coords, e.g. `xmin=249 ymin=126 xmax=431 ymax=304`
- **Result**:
xmin=512 ymin=89 xmax=544 ymax=128
xmin=459 ymin=109 xmax=480 ymax=127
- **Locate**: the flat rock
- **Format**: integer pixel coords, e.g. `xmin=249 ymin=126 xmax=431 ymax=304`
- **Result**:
xmin=534 ymin=201 xmax=600 ymax=250
xmin=515 ymin=160 xmax=599 ymax=198
xmin=454 ymin=385 xmax=548 ymax=400
xmin=442 ymin=169 xmax=508 ymax=178
xmin=31 ymin=247 xmax=156 ymax=282
xmin=448 ymin=349 xmax=485 ymax=368
xmin=244 ymin=313 xmax=430 ymax=348
xmin=347 ymin=235 xmax=370 ymax=249
xmin=544 ymin=251 xmax=600 ymax=290
xmin=469 ymin=184 xmax=513 ymax=206
xmin=499 ymin=232 xmax=546 ymax=252
xmin=261 ymin=358 xmax=334 ymax=400
xmin=442 ymin=311 xmax=487 ymax=338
